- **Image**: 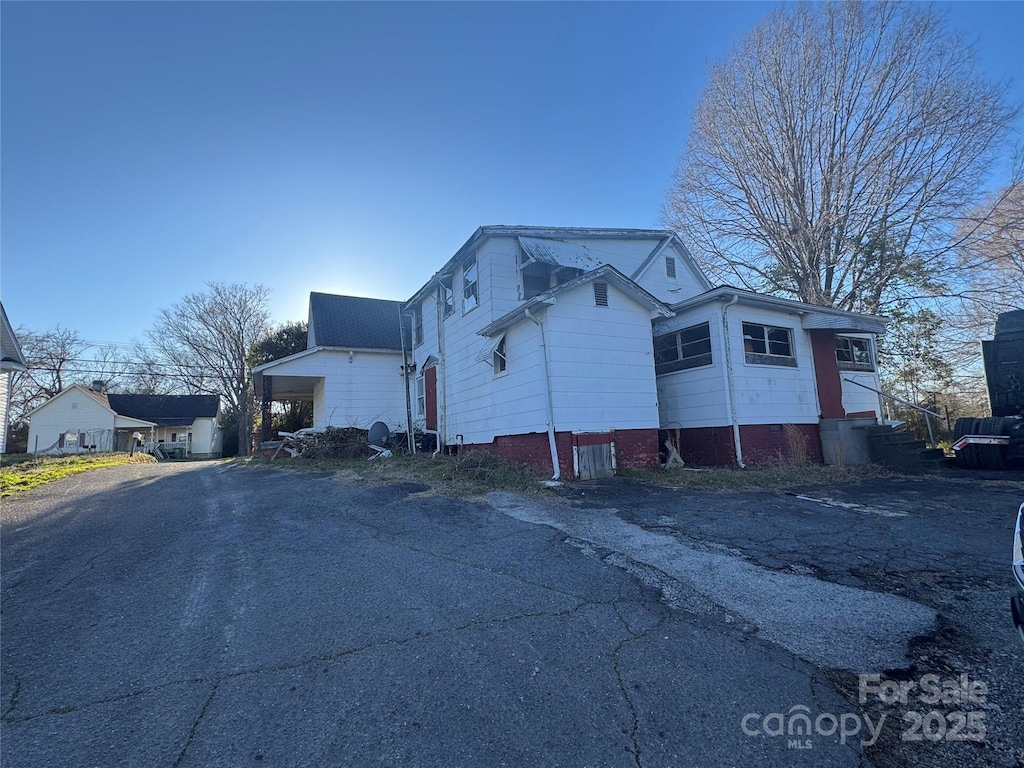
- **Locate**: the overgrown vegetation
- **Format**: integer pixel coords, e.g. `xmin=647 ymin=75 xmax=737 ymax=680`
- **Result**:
xmin=0 ymin=453 xmax=158 ymax=497
xmin=620 ymin=463 xmax=892 ymax=492
xmin=238 ymin=447 xmax=898 ymax=495
xmin=236 ymin=450 xmax=541 ymax=495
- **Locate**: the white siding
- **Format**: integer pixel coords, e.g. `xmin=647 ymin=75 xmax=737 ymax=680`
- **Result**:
xmin=28 ymin=388 xmax=117 ymax=454
xmin=0 ymin=371 xmax=9 ymax=453
xmin=544 ymin=282 xmax=660 ymax=431
xmin=729 ymin=306 xmax=819 ymax=425
xmin=264 ymin=349 xmax=406 ymax=432
xmin=655 ymin=309 xmax=730 ymax=428
xmin=838 ymin=334 xmax=883 ymax=417
xmin=635 ymin=242 xmax=707 ymax=305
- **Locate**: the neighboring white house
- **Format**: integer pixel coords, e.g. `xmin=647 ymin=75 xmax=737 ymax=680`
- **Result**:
xmin=27 ymin=384 xmax=223 ymax=458
xmin=254 ymin=226 xmax=889 ymax=474
xmin=1 ymin=302 xmax=28 ymax=454
xmin=105 ymin=394 xmax=223 ymax=458
xmin=252 ymin=293 xmax=409 ymax=440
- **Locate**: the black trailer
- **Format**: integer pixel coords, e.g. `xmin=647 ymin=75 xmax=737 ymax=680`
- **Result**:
xmin=952 ymin=310 xmax=1024 ymax=469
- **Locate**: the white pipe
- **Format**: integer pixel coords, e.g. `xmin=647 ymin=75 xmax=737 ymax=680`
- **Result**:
xmin=721 ymin=294 xmax=746 ymax=469
xmin=525 ymin=307 xmax=561 ymax=480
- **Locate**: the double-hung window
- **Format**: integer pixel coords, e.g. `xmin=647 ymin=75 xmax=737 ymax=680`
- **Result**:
xmin=415 ymin=376 xmax=425 ymax=417
xmin=654 ymin=322 xmax=712 ymax=375
xmin=742 ymin=322 xmax=796 ymax=366
xmin=463 ymin=257 xmax=478 ymax=313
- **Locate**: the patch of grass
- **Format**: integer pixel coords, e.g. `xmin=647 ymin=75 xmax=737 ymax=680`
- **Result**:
xmin=233 ymin=450 xmax=541 ymax=495
xmin=619 ymin=462 xmax=892 ymax=492
xmin=0 ymin=453 xmax=158 ymax=497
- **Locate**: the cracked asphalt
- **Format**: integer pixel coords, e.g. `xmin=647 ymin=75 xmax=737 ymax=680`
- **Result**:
xmin=1 ymin=461 xmax=1021 ymax=767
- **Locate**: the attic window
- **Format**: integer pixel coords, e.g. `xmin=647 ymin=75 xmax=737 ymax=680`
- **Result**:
xmin=493 ymin=335 xmax=507 ymax=375
xmin=666 ymin=257 xmax=677 ymax=279
xmin=593 ymin=281 xmax=609 ymax=307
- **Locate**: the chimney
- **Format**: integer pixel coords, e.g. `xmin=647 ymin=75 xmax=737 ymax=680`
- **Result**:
xmin=91 ymin=380 xmax=107 ymax=393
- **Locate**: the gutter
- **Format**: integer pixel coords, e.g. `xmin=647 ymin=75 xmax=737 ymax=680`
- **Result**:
xmin=524 ymin=307 xmax=561 ymax=480
xmin=721 ymin=293 xmax=746 ymax=469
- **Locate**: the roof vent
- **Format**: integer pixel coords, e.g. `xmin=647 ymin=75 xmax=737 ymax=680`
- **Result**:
xmin=593 ymin=282 xmax=609 ymax=307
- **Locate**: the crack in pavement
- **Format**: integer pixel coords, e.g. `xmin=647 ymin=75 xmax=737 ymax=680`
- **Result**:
xmin=0 ymin=602 xmax=604 ymax=725
xmin=611 ymin=614 xmax=669 ymax=768
xmin=172 ymin=683 xmax=218 ymax=768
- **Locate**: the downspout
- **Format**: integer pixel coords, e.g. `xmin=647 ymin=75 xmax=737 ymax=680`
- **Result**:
xmin=436 ymin=293 xmax=447 ymax=453
xmin=721 ymin=294 xmax=746 ymax=469
xmin=525 ymin=307 xmax=560 ymax=480
xmin=399 ymin=307 xmax=415 ymax=454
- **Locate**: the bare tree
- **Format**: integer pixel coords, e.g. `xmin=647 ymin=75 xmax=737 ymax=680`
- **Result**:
xmin=8 ymin=327 xmax=89 ymax=424
xmin=147 ymin=283 xmax=272 ymax=456
xmin=664 ymin=1 xmax=1019 ymax=316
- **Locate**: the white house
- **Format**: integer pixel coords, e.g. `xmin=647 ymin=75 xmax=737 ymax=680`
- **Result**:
xmin=402 ymin=226 xmax=887 ymax=474
xmin=1 ymin=302 xmax=28 ymax=454
xmin=252 ymin=293 xmax=409 ymax=441
xmin=105 ymin=394 xmax=223 ymax=458
xmin=254 ymin=226 xmax=888 ymax=474
xmin=27 ymin=384 xmax=223 ymax=458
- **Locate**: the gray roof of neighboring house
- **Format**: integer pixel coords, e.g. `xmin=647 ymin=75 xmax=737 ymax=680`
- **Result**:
xmin=106 ymin=394 xmax=220 ymax=427
xmin=1 ymin=301 xmax=27 ymax=368
xmin=308 ymin=292 xmax=407 ymax=351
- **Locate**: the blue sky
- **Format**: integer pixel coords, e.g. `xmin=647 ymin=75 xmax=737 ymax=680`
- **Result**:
xmin=2 ymin=1 xmax=1022 ymax=347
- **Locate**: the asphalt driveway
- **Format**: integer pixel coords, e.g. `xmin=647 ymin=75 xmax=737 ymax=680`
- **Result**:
xmin=1 ymin=461 xmax=1021 ymax=767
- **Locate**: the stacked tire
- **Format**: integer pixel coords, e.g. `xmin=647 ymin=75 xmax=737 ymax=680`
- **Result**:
xmin=954 ymin=417 xmax=1011 ymax=470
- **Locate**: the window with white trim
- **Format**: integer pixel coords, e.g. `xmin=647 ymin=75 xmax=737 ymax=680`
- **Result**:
xmin=654 ymin=322 xmax=712 ymax=375
xmin=463 ymin=256 xmax=478 ymax=313
xmin=835 ymin=336 xmax=874 ymax=371
xmin=415 ymin=375 xmax=425 ymax=417
xmin=493 ymin=335 xmax=507 ymax=375
xmin=413 ymin=303 xmax=424 ymax=346
xmin=742 ymin=322 xmax=796 ymax=367
xmin=440 ymin=279 xmax=454 ymax=318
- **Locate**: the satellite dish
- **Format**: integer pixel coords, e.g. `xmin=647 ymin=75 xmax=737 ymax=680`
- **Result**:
xmin=368 ymin=421 xmax=391 ymax=447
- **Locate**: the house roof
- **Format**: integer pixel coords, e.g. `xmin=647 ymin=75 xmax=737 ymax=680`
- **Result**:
xmin=0 ymin=302 xmax=27 ymax=370
xmin=405 ymin=226 xmax=705 ymax=306
xmin=669 ymin=287 xmax=888 ymax=334
xmin=26 ymin=383 xmax=152 ymax=429
xmin=518 ymin=236 xmax=605 ymax=271
xmin=105 ymin=394 xmax=220 ymax=427
xmin=478 ymin=265 xmax=673 ymax=337
xmin=308 ymin=292 xmax=407 ymax=351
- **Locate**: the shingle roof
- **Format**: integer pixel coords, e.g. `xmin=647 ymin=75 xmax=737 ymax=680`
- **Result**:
xmin=106 ymin=394 xmax=220 ymax=427
xmin=309 ymin=293 xmax=407 ymax=351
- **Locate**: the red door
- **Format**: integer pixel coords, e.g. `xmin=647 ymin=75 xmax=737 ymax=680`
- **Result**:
xmin=424 ymin=365 xmax=438 ymax=431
